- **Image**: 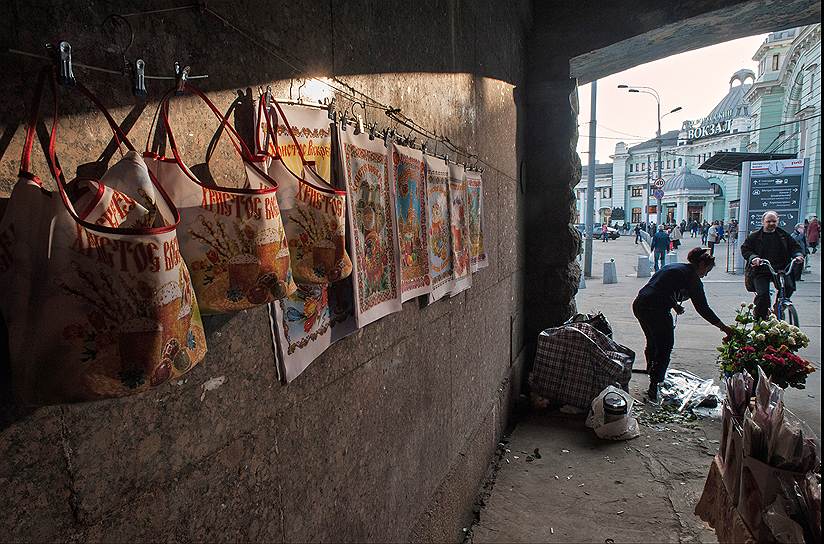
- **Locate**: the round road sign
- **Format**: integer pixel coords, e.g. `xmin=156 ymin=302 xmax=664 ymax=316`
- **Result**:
xmin=653 ymin=178 xmax=666 ymax=189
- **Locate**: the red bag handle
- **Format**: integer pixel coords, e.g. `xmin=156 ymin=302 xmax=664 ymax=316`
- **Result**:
xmin=258 ymin=94 xmax=344 ymax=196
xmin=30 ymin=68 xmax=179 ymax=235
xmin=159 ymin=83 xmax=254 ymax=161
xmin=155 ymin=83 xmax=278 ymax=195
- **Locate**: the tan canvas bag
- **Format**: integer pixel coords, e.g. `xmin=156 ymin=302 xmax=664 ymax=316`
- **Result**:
xmin=0 ymin=70 xmax=206 ymax=404
xmin=144 ymin=85 xmax=295 ymax=314
xmin=257 ymin=96 xmax=352 ymax=284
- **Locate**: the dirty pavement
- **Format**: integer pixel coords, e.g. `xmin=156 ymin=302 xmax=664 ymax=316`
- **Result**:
xmin=468 ymin=235 xmax=820 ymax=543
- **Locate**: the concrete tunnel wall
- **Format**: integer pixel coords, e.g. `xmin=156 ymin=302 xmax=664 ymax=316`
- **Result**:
xmin=0 ymin=1 xmax=537 ymax=541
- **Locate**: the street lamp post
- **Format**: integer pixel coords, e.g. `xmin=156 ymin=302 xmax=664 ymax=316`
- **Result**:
xmin=618 ymin=85 xmax=681 ymax=225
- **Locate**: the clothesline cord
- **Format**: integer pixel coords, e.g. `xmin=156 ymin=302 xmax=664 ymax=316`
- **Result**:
xmin=7 ymin=49 xmax=209 ymax=80
xmin=7 ymin=3 xmax=519 ymax=182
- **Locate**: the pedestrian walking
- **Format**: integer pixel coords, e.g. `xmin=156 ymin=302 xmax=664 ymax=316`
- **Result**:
xmin=601 ymin=224 xmax=609 ymax=243
xmin=691 ymin=220 xmax=699 ymax=238
xmin=670 ymin=224 xmax=682 ymax=250
xmin=807 ymin=216 xmax=820 ymax=254
xmin=740 ymin=211 xmax=804 ymax=320
xmin=701 ymin=221 xmax=709 ymax=244
xmin=651 ymin=225 xmax=670 ymax=272
xmin=791 ymin=222 xmax=810 ymax=279
xmin=634 ymin=223 xmax=642 ymax=245
xmin=706 ymin=222 xmax=719 ymax=256
xmin=633 ymin=247 xmax=733 ymax=401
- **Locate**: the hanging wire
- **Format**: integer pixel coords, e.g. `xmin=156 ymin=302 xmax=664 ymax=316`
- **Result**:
xmin=7 ymin=49 xmax=209 ymax=80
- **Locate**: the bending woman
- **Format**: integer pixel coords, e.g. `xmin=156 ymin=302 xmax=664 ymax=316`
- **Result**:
xmin=632 ymin=247 xmax=733 ymax=400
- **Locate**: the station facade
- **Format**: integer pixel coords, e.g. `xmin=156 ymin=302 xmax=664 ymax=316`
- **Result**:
xmin=577 ymin=24 xmax=821 ymax=226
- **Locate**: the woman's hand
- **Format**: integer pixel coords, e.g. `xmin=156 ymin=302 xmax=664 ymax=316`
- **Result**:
xmin=719 ymin=324 xmax=734 ymax=341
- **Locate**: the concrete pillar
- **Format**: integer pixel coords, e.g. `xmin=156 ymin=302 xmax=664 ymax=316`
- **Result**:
xmin=637 ymin=255 xmax=651 ymax=277
xmin=523 ymin=78 xmax=581 ymax=343
xmin=676 ymin=198 xmax=687 ymax=223
xmin=706 ymin=198 xmax=715 ymax=221
xmin=603 ymin=259 xmax=617 ymax=284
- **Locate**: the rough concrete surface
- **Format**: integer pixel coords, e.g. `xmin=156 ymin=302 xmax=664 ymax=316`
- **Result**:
xmin=470 ymin=234 xmax=820 ymax=543
xmin=0 ymin=1 xmax=530 ymax=541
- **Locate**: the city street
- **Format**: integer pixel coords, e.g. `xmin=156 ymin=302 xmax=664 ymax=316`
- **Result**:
xmin=471 ymin=230 xmax=820 ymax=543
xmin=576 ymin=230 xmax=821 ymax=434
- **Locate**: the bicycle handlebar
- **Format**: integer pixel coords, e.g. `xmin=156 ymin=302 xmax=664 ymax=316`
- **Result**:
xmin=757 ymin=259 xmax=797 ymax=276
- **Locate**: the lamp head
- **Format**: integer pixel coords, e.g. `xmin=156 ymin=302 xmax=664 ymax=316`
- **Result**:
xmin=670 ymin=106 xmax=683 ymax=114
xmin=628 ymin=89 xmax=640 ymax=93
xmin=617 ymin=84 xmax=629 ymax=89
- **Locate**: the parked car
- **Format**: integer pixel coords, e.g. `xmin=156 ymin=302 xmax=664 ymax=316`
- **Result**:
xmin=594 ymin=226 xmax=621 ymax=240
xmin=574 ymin=224 xmax=620 ymax=239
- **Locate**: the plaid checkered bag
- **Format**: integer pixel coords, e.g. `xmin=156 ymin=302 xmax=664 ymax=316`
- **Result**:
xmin=529 ymin=322 xmax=635 ymax=409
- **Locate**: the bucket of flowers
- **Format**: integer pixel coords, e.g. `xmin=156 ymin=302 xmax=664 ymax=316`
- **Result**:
xmin=717 ymin=303 xmax=816 ymax=389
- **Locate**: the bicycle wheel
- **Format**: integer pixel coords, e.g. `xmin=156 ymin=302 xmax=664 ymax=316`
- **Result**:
xmin=781 ymin=302 xmax=800 ymax=326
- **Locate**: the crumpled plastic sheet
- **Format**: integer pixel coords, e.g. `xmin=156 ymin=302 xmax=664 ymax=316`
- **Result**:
xmin=586 ymin=385 xmax=640 ymax=441
xmin=659 ymin=369 xmax=720 ymax=413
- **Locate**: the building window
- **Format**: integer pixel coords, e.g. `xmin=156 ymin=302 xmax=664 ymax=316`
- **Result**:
xmin=772 ymin=54 xmax=780 ymax=71
xmin=678 ymin=158 xmax=683 ymax=166
xmin=629 ymin=163 xmax=633 ymax=172
xmin=631 ymin=186 xmax=643 ymax=197
xmin=602 ymin=187 xmax=612 ymax=199
xmin=666 ymin=160 xmax=671 ymax=169
xmin=631 ymin=207 xmax=642 ymax=223
xmin=641 ymin=163 xmax=646 ymax=171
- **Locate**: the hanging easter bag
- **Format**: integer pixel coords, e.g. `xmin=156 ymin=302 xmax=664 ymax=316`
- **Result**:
xmin=0 ymin=69 xmax=206 ymax=404
xmin=145 ymin=84 xmax=295 ymax=314
xmin=257 ymin=94 xmax=352 ymax=284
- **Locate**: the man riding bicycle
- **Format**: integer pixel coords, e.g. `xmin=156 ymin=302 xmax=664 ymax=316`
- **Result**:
xmin=741 ymin=211 xmax=804 ymax=320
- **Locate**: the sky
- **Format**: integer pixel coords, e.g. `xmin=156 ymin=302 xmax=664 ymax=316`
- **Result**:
xmin=577 ymin=33 xmax=769 ymax=164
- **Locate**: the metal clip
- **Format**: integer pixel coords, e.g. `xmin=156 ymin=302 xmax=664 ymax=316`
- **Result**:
xmin=132 ymin=59 xmax=147 ymax=98
xmin=421 ymin=142 xmax=428 ymax=154
xmin=444 ymin=154 xmax=449 ymax=165
xmin=54 ymin=41 xmax=76 ymax=86
xmin=174 ymin=62 xmax=190 ymax=96
xmin=328 ymin=97 xmax=337 ymax=121
xmin=354 ymin=114 xmax=364 ymax=135
xmin=369 ymin=122 xmax=377 ymax=140
xmin=341 ymin=116 xmax=348 ymax=131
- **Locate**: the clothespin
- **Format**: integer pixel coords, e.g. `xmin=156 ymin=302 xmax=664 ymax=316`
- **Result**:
xmin=341 ymin=115 xmax=348 ymax=131
xmin=132 ymin=59 xmax=147 ymax=98
xmin=368 ymin=122 xmax=377 ymax=140
xmin=421 ymin=142 xmax=428 ymax=154
xmin=174 ymin=62 xmax=190 ymax=96
xmin=408 ymin=137 xmax=416 ymax=149
xmin=354 ymin=114 xmax=364 ymax=135
xmin=444 ymin=153 xmax=449 ymax=165
xmin=328 ymin=97 xmax=337 ymax=121
xmin=49 ymin=41 xmax=75 ymax=86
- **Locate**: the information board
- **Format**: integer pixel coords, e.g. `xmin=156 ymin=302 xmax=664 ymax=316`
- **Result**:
xmin=743 ymin=159 xmax=807 ymax=232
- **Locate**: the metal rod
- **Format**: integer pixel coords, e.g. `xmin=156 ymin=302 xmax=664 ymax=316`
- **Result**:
xmin=584 ymin=80 xmax=597 ymax=278
xmin=7 ymin=48 xmax=208 ymax=80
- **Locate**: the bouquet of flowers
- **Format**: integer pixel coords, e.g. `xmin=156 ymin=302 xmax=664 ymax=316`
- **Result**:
xmin=717 ymin=304 xmax=816 ymax=389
